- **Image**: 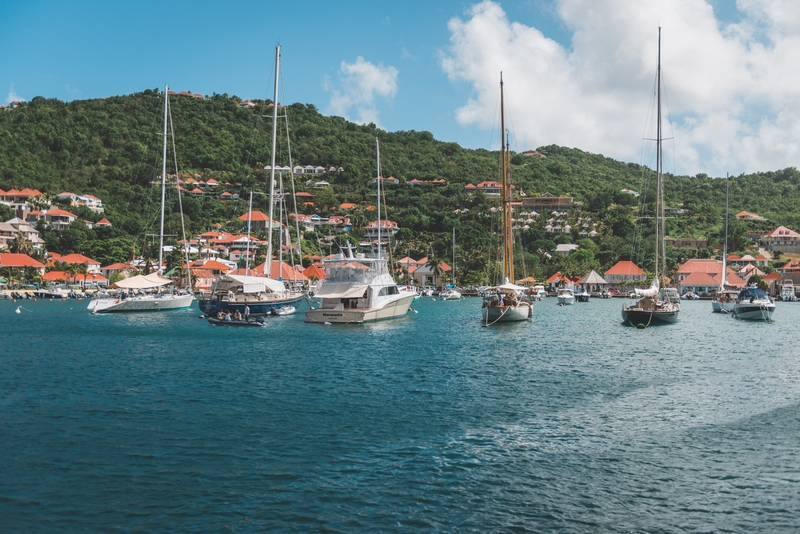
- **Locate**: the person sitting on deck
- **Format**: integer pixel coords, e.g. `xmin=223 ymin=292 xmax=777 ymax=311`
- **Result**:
xmin=224 ymin=310 xmax=232 ymax=321
xmin=233 ymin=310 xmax=242 ymax=321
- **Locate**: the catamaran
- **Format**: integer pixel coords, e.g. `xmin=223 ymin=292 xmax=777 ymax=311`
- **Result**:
xmin=481 ymin=74 xmax=534 ymax=326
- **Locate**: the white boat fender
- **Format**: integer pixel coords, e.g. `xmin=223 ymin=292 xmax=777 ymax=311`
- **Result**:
xmin=324 ymin=321 xmax=332 ymax=325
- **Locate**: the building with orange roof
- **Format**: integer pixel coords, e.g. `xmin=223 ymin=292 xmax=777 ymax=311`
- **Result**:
xmin=58 ymin=253 xmax=101 ymax=272
xmin=339 ymin=202 xmax=356 ymax=210
xmin=100 ymin=262 xmax=135 ymax=278
xmin=26 ymin=208 xmax=78 ymax=230
xmin=187 ymin=259 xmax=232 ymax=276
xmin=604 ymin=260 xmax=647 ymax=287
xmin=238 ymin=210 xmax=272 ymax=231
xmin=43 ymin=271 xmax=108 ymax=287
xmin=760 ymin=226 xmax=800 ymax=253
xmin=0 ymin=253 xmax=46 ymax=275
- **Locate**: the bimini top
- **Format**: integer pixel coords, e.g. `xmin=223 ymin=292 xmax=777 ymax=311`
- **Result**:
xmin=315 ymin=283 xmax=369 ymax=299
xmin=738 ymin=287 xmax=770 ymax=300
xmin=112 ymin=273 xmax=173 ymax=290
xmin=214 ymin=274 xmax=286 ymax=294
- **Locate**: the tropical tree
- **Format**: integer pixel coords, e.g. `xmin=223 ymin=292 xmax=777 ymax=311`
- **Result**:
xmin=425 ymin=256 xmax=444 ymax=287
xmin=8 ymin=232 xmax=30 ymax=255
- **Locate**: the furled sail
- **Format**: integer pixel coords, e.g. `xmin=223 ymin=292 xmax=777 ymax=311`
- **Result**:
xmin=635 ymin=277 xmax=660 ymax=298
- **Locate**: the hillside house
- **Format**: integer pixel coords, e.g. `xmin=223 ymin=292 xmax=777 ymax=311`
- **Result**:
xmin=760 ymin=226 xmax=800 ymax=253
xmin=604 ymin=261 xmax=647 ymax=288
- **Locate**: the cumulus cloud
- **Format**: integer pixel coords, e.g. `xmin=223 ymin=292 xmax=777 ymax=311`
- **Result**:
xmin=441 ymin=0 xmax=800 ymax=176
xmin=325 ymin=57 xmax=398 ymax=127
xmin=7 ymin=83 xmax=24 ymax=104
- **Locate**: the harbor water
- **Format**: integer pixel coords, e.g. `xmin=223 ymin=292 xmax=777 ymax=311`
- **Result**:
xmin=2 ymin=297 xmax=799 ymax=532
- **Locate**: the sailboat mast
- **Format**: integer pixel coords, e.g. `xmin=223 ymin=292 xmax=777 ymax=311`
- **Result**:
xmin=158 ymin=84 xmax=169 ymax=275
xmin=266 ymin=44 xmax=280 ymax=278
xmin=376 ymin=137 xmax=382 ymax=259
xmin=655 ymin=27 xmax=663 ymax=284
xmin=452 ymin=227 xmax=456 ymax=286
xmin=245 ymin=190 xmax=253 ymax=274
xmin=499 ymin=73 xmax=512 ymax=283
xmin=722 ymin=173 xmax=729 ymax=287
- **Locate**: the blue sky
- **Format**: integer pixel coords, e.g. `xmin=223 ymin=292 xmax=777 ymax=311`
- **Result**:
xmin=3 ymin=0 xmax=800 ymax=178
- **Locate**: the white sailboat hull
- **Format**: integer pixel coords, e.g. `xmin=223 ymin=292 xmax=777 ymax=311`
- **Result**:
xmin=305 ymin=294 xmax=415 ymax=324
xmin=88 ymin=293 xmax=194 ymax=313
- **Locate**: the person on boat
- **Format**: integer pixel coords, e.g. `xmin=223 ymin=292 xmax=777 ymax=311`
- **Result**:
xmin=217 ymin=310 xmax=225 ymax=320
xmin=224 ymin=310 xmax=232 ymax=321
xmin=234 ymin=310 xmax=242 ymax=321
xmin=244 ymin=303 xmax=250 ymax=322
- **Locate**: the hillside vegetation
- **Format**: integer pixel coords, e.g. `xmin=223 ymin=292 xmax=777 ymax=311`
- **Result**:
xmin=2 ymin=90 xmax=799 ymax=283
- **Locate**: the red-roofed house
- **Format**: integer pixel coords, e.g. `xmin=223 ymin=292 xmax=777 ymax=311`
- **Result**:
xmin=363 ymin=220 xmax=399 ymax=239
xmin=44 ymin=271 xmax=108 ymax=288
xmin=26 ymin=208 xmax=78 ymax=230
xmin=0 ymin=253 xmax=46 ymax=275
xmin=410 ymin=258 xmax=451 ymax=287
xmin=761 ymin=226 xmax=800 ymax=253
xmin=59 ymin=253 xmax=101 ymax=273
xmin=238 ymin=210 xmax=272 ymax=231
xmin=187 ymin=259 xmax=232 ymax=276
xmin=100 ymin=262 xmax=135 ymax=278
xmin=465 ymin=181 xmax=504 ymax=197
xmin=604 ymin=261 xmax=646 ymax=288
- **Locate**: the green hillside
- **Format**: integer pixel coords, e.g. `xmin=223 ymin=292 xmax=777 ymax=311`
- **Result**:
xmin=2 ymin=90 xmax=799 ymax=283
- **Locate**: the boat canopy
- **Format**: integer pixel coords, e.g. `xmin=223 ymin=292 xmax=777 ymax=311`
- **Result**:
xmin=112 ymin=273 xmax=173 ymax=289
xmin=315 ymin=283 xmax=369 ymax=299
xmin=215 ymin=274 xmax=286 ymax=294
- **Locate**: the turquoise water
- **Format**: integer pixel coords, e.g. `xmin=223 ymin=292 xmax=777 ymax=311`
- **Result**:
xmin=2 ymin=297 xmax=799 ymax=532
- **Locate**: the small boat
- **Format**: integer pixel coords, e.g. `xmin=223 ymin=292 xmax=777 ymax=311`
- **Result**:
xmin=621 ymin=29 xmax=680 ymax=327
xmin=574 ymin=287 xmax=590 ymax=303
xmin=681 ymin=291 xmax=700 ymax=300
xmin=712 ymin=289 xmax=738 ymax=313
xmin=271 ymin=305 xmax=296 ymax=316
xmin=440 ymin=288 xmax=462 ymax=300
xmin=532 ymin=285 xmax=546 ymax=300
xmin=732 ymin=286 xmax=775 ymax=321
xmin=481 ymin=74 xmax=533 ymax=326
xmin=712 ymin=174 xmax=737 ymax=313
xmin=779 ymin=279 xmax=797 ymax=302
xmin=557 ymin=288 xmax=575 ymax=305
xmin=208 ymin=316 xmax=267 ymax=327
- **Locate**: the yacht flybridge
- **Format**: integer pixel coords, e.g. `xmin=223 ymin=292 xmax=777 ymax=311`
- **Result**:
xmin=304 ymin=248 xmax=416 ymax=324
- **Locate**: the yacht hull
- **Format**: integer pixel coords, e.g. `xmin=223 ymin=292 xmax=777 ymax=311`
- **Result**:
xmin=732 ymin=304 xmax=775 ymax=321
xmin=621 ymin=308 xmax=678 ymax=326
xmin=305 ymin=295 xmax=415 ymax=324
xmin=482 ymin=303 xmax=533 ymax=324
xmin=88 ymin=293 xmax=194 ymax=313
xmin=199 ymin=295 xmax=303 ymax=317
xmin=558 ymin=296 xmax=575 ymax=305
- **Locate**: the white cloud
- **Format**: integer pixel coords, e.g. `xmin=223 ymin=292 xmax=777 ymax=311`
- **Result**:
xmin=7 ymin=83 xmax=24 ymax=104
xmin=325 ymin=57 xmax=398 ymax=127
xmin=441 ymin=0 xmax=800 ymax=176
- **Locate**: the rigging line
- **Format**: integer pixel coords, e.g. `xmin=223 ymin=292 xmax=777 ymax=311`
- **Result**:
xmin=167 ymin=97 xmax=192 ymax=292
xmin=279 ymin=67 xmax=303 ymax=272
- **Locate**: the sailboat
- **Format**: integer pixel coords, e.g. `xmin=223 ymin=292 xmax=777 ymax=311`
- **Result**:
xmin=198 ymin=45 xmax=303 ymax=317
xmin=621 ymin=28 xmax=680 ymax=327
xmin=305 ymin=138 xmax=417 ymax=323
xmin=88 ymin=85 xmax=194 ymax=313
xmin=481 ymin=73 xmax=534 ymax=326
xmin=712 ymin=174 xmax=737 ymax=313
xmin=440 ymin=228 xmax=462 ymax=300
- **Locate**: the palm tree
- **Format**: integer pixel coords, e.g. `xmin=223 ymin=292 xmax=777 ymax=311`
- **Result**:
xmin=64 ymin=263 xmax=78 ymax=287
xmin=8 ymin=232 xmax=30 ymax=255
xmin=425 ymin=256 xmax=444 ymax=288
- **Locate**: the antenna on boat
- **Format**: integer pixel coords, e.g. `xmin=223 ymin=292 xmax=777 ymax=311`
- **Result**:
xmin=376 ymin=137 xmax=382 ymax=260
